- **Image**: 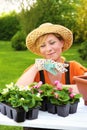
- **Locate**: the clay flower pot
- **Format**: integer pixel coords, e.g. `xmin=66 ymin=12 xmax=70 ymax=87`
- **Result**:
xmin=73 ymin=75 xmax=87 ymax=105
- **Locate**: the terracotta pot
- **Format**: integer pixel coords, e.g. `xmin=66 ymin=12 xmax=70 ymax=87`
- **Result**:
xmin=73 ymin=75 xmax=87 ymax=105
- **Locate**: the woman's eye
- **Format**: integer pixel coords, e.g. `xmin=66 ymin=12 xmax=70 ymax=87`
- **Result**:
xmin=50 ymin=41 xmax=56 ymax=44
xmin=40 ymin=44 xmax=46 ymax=48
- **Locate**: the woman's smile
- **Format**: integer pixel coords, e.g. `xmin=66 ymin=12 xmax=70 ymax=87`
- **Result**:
xmin=39 ymin=34 xmax=64 ymax=61
xmin=47 ymin=52 xmax=56 ymax=56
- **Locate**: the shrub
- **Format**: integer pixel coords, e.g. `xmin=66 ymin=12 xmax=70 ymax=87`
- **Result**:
xmin=0 ymin=12 xmax=20 ymax=40
xmin=11 ymin=31 xmax=27 ymax=51
xmin=78 ymin=40 xmax=87 ymax=60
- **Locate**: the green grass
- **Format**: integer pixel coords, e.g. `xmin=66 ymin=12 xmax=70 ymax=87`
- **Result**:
xmin=0 ymin=125 xmax=23 ymax=130
xmin=63 ymin=44 xmax=87 ymax=67
xmin=0 ymin=41 xmax=39 ymax=88
xmin=0 ymin=41 xmax=87 ymax=130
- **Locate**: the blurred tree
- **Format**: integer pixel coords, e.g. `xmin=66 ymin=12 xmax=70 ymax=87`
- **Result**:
xmin=0 ymin=12 xmax=20 ymax=40
xmin=78 ymin=40 xmax=87 ymax=60
xmin=75 ymin=0 xmax=87 ymax=42
xmin=6 ymin=0 xmax=87 ymax=43
xmin=19 ymin=0 xmax=78 ymax=41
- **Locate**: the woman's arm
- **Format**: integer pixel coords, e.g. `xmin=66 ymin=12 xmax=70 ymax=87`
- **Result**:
xmin=84 ymin=72 xmax=87 ymax=75
xmin=16 ymin=64 xmax=38 ymax=87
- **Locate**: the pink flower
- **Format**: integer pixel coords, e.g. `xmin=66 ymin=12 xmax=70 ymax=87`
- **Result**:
xmin=70 ymin=93 xmax=74 ymax=98
xmin=38 ymin=90 xmax=43 ymax=94
xmin=54 ymin=80 xmax=62 ymax=90
xmin=57 ymin=84 xmax=62 ymax=90
xmin=33 ymin=81 xmax=43 ymax=89
xmin=69 ymin=87 xmax=73 ymax=93
xmin=54 ymin=80 xmax=59 ymax=86
xmin=33 ymin=85 xmax=38 ymax=88
xmin=37 ymin=81 xmax=43 ymax=88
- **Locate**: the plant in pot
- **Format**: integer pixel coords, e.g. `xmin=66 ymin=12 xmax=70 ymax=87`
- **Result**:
xmin=29 ymin=81 xmax=54 ymax=111
xmin=27 ymin=80 xmax=82 ymax=116
xmin=0 ymin=82 xmax=42 ymax=122
xmin=69 ymin=87 xmax=82 ymax=114
xmin=48 ymin=81 xmax=70 ymax=117
xmin=47 ymin=81 xmax=82 ymax=117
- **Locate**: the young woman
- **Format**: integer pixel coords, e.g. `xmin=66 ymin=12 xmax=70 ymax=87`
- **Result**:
xmin=16 ymin=23 xmax=87 ymax=87
xmin=16 ymin=23 xmax=87 ymax=130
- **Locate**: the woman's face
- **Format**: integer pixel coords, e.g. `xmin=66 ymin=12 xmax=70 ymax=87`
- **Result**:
xmin=39 ymin=34 xmax=64 ymax=61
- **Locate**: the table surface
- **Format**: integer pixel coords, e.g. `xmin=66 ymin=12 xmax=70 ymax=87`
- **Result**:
xmin=0 ymin=98 xmax=87 ymax=130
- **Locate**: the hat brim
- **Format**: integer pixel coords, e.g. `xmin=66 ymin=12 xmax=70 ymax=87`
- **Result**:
xmin=26 ymin=23 xmax=73 ymax=55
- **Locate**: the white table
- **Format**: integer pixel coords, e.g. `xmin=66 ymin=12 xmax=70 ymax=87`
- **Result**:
xmin=0 ymin=99 xmax=87 ymax=130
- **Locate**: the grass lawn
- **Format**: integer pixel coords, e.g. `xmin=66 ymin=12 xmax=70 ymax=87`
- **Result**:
xmin=0 ymin=41 xmax=39 ymax=88
xmin=0 ymin=40 xmax=87 ymax=130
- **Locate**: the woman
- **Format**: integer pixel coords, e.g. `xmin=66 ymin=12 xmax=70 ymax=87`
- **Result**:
xmin=16 ymin=23 xmax=87 ymax=87
xmin=16 ymin=23 xmax=87 ymax=130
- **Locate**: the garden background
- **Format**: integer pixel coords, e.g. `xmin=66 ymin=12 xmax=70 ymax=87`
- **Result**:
xmin=0 ymin=0 xmax=87 ymax=130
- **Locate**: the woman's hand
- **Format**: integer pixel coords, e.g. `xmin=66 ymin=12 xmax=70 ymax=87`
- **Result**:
xmin=35 ymin=59 xmax=69 ymax=75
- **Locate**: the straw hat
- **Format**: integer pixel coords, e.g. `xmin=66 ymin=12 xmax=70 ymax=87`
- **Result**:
xmin=26 ymin=23 xmax=73 ymax=55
